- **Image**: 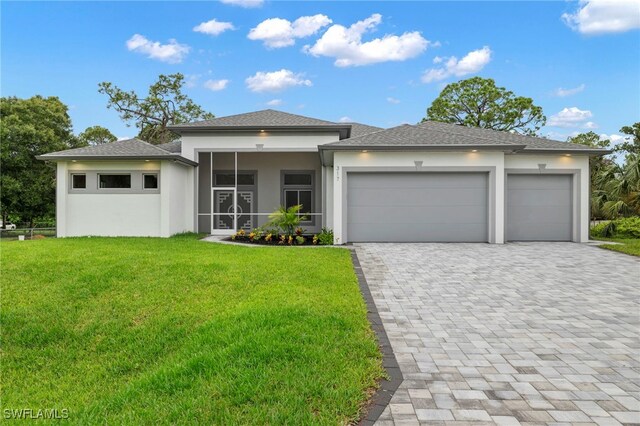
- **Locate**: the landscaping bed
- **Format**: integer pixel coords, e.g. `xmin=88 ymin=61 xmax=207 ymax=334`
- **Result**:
xmin=1 ymin=234 xmax=382 ymax=424
xmin=591 ymin=217 xmax=640 ymax=257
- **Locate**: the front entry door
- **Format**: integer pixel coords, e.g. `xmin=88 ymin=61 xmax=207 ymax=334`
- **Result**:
xmin=213 ymin=190 xmax=254 ymax=231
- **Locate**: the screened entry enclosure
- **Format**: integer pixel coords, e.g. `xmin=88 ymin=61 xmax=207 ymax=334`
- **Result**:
xmin=197 ymin=152 xmax=323 ymax=235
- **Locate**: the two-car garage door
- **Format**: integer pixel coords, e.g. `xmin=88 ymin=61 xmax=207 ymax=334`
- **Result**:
xmin=347 ymin=172 xmax=489 ymax=242
xmin=346 ymin=172 xmax=573 ymax=243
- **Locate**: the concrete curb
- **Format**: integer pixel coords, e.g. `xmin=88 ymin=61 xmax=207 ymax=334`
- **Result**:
xmin=351 ymin=251 xmax=403 ymax=426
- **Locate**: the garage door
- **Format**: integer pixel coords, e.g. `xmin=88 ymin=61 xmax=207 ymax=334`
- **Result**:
xmin=506 ymin=174 xmax=572 ymax=241
xmin=347 ymin=172 xmax=488 ymax=242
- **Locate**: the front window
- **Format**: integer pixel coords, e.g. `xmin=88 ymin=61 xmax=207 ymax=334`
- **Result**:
xmin=283 ymin=171 xmax=313 ymax=220
xmin=214 ymin=173 xmax=255 ymax=186
xmin=71 ymin=174 xmax=86 ymax=189
xmin=98 ymin=174 xmax=131 ymax=189
xmin=143 ymin=173 xmax=158 ymax=189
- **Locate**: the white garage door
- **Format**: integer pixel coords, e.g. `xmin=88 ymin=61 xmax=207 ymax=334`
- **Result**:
xmin=347 ymin=172 xmax=488 ymax=242
xmin=506 ymin=174 xmax=572 ymax=241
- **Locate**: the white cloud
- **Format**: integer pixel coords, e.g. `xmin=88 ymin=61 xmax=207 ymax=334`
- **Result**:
xmin=304 ymin=14 xmax=431 ymax=67
xmin=220 ymin=0 xmax=263 ymax=8
xmin=248 ymin=15 xmax=332 ymax=48
xmin=387 ymin=97 xmax=400 ymax=104
xmin=193 ymin=19 xmax=235 ymax=36
xmin=562 ymin=0 xmax=640 ymax=34
xmin=601 ymin=133 xmax=629 ymax=146
xmin=584 ymin=121 xmax=599 ymax=129
xmin=266 ymin=99 xmax=283 ymax=106
xmin=245 ymin=69 xmax=312 ymax=92
xmin=204 ymin=79 xmax=229 ymax=91
xmin=554 ymin=84 xmax=586 ymax=97
xmin=548 ymin=107 xmax=595 ymax=127
xmin=421 ymin=46 xmax=492 ymax=83
xmin=126 ymin=34 xmax=190 ymax=63
xmin=338 ymin=116 xmax=353 ymax=122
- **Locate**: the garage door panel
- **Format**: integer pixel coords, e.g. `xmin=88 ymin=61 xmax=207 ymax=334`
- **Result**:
xmin=508 ymin=189 xmax=571 ymax=207
xmin=349 ymin=188 xmax=487 ymax=207
xmin=349 ymin=205 xmax=487 ymax=224
xmin=348 ymin=173 xmax=486 ymax=189
xmin=507 ymin=174 xmax=572 ymax=241
xmin=347 ymin=172 xmax=488 ymax=243
xmin=348 ymin=223 xmax=487 ymax=243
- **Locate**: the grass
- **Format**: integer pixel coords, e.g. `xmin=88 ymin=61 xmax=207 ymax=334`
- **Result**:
xmin=594 ymin=238 xmax=640 ymax=257
xmin=1 ymin=234 xmax=383 ymax=424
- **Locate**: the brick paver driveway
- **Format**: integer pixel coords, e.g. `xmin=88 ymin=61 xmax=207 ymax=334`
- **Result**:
xmin=356 ymin=243 xmax=640 ymax=425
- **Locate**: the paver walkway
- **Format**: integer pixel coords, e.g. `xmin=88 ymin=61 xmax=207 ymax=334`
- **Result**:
xmin=355 ymin=243 xmax=640 ymax=425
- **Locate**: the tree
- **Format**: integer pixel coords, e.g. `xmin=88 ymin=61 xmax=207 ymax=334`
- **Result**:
xmin=78 ymin=125 xmax=117 ymax=146
xmin=590 ymin=122 xmax=640 ymax=220
xmin=423 ymin=77 xmax=546 ymax=136
xmin=616 ymin=122 xmax=639 ymax=156
xmin=98 ymin=73 xmax=215 ymax=145
xmin=0 ymin=96 xmax=81 ymax=227
xmin=567 ymin=132 xmax=613 ymax=220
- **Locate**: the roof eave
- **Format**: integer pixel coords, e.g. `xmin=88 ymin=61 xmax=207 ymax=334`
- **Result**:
xmin=36 ymin=154 xmax=198 ymax=167
xmin=518 ymin=148 xmax=613 ymax=156
xmin=168 ymin=125 xmax=351 ymax=139
xmin=319 ymin=144 xmax=527 ymax=152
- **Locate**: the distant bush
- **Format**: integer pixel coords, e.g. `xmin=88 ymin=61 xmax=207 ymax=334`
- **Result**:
xmin=591 ymin=217 xmax=640 ymax=239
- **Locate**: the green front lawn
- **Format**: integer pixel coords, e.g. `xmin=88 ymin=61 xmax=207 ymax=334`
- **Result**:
xmin=1 ymin=235 xmax=383 ymax=424
xmin=595 ymin=238 xmax=640 ymax=257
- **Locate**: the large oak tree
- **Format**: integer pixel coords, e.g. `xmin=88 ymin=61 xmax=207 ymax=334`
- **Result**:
xmin=423 ymin=77 xmax=546 ymax=136
xmin=98 ymin=73 xmax=215 ymax=145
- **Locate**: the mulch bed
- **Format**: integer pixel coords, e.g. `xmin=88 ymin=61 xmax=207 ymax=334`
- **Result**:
xmin=224 ymin=235 xmax=319 ymax=246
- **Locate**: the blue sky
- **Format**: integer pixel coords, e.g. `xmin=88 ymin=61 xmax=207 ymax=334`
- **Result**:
xmin=2 ymin=1 xmax=639 ymax=145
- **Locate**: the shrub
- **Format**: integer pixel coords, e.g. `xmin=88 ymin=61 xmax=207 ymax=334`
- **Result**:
xmin=267 ymin=205 xmax=307 ymax=236
xmin=316 ymin=227 xmax=334 ymax=245
xmin=591 ymin=216 xmax=640 ymax=239
xmin=615 ymin=216 xmax=640 ymax=238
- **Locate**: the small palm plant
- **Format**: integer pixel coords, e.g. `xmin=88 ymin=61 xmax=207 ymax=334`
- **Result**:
xmin=267 ymin=205 xmax=308 ymax=236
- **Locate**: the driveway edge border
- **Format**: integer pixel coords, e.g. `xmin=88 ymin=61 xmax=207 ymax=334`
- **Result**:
xmin=351 ymin=251 xmax=403 ymax=425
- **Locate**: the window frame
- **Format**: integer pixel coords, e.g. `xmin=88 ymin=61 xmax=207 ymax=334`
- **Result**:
xmin=142 ymin=173 xmax=159 ymax=190
xmin=281 ymin=170 xmax=315 ymax=225
xmin=70 ymin=173 xmax=87 ymax=190
xmin=213 ymin=171 xmax=256 ymax=187
xmin=97 ymin=173 xmax=132 ymax=190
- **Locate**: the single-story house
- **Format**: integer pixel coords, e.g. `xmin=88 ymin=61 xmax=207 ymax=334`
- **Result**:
xmin=38 ymin=109 xmax=609 ymax=243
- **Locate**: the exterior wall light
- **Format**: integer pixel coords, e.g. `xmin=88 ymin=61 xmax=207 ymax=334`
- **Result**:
xmin=414 ymin=160 xmax=423 ymax=170
xmin=361 ymin=150 xmax=368 ymax=153
xmin=565 ymin=154 xmax=572 ymax=157
xmin=256 ymin=144 xmax=264 ymax=151
xmin=471 ymin=149 xmax=478 ymax=152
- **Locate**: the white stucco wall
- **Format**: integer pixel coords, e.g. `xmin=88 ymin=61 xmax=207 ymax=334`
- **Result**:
xmin=331 ymin=151 xmax=590 ymax=244
xmin=180 ymin=131 xmax=340 ymax=161
xmin=57 ymin=160 xmax=194 ymax=237
xmin=160 ymin=161 xmax=194 ymax=237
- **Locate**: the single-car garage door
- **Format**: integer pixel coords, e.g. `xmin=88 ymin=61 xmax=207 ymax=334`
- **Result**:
xmin=347 ymin=172 xmax=488 ymax=242
xmin=506 ymin=174 xmax=572 ymax=241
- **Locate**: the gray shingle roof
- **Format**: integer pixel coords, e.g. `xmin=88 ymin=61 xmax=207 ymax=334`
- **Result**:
xmin=156 ymin=140 xmax=182 ymax=153
xmin=322 ymin=120 xmax=610 ymax=154
xmin=169 ymin=109 xmax=343 ymax=129
xmin=37 ymin=138 xmax=197 ymax=166
xmin=343 ymin=122 xmax=384 ymax=138
xmin=322 ymin=123 xmax=525 ymax=149
xmin=419 ymin=121 xmax=607 ymax=152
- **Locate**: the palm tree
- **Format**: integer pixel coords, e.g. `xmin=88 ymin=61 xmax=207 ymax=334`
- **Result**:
xmin=596 ymin=154 xmax=640 ymax=218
